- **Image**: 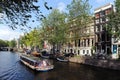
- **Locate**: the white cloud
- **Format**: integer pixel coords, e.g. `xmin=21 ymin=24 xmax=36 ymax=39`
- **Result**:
xmin=0 ymin=25 xmax=22 ymax=41
xmin=57 ymin=2 xmax=66 ymax=12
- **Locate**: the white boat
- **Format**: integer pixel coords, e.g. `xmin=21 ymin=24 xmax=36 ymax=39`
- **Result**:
xmin=41 ymin=49 xmax=50 ymax=59
xmin=20 ymin=54 xmax=54 ymax=71
xmin=57 ymin=56 xmax=69 ymax=62
xmin=41 ymin=54 xmax=50 ymax=59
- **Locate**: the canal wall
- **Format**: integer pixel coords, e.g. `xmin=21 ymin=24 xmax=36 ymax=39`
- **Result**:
xmin=69 ymin=56 xmax=120 ymax=70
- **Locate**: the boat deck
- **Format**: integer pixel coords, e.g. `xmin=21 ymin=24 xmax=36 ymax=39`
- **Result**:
xmin=21 ymin=54 xmax=42 ymax=61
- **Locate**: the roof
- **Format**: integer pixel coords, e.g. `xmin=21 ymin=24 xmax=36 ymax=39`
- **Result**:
xmin=94 ymin=3 xmax=113 ymax=13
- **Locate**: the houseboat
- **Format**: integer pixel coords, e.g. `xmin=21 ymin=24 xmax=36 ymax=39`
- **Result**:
xmin=20 ymin=54 xmax=54 ymax=71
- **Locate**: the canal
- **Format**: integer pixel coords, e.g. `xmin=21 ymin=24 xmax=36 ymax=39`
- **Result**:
xmin=0 ymin=51 xmax=120 ymax=80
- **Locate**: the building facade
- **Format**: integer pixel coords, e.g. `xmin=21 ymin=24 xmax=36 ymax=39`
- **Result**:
xmin=94 ymin=3 xmax=113 ymax=54
xmin=63 ymin=18 xmax=95 ymax=56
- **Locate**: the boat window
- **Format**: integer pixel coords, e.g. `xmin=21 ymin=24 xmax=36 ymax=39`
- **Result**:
xmin=21 ymin=56 xmax=35 ymax=66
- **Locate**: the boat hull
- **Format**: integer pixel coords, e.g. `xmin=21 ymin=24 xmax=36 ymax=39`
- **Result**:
xmin=20 ymin=59 xmax=36 ymax=70
xmin=36 ymin=65 xmax=54 ymax=71
xmin=41 ymin=55 xmax=49 ymax=59
xmin=20 ymin=54 xmax=54 ymax=71
xmin=57 ymin=57 xmax=69 ymax=62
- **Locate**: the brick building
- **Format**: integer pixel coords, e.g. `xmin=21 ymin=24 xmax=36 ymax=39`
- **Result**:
xmin=94 ymin=3 xmax=113 ymax=54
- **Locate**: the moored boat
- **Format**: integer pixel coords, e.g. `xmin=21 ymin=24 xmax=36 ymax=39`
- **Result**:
xmin=41 ymin=54 xmax=50 ymax=59
xmin=57 ymin=56 xmax=69 ymax=62
xmin=41 ymin=49 xmax=50 ymax=59
xmin=20 ymin=54 xmax=54 ymax=71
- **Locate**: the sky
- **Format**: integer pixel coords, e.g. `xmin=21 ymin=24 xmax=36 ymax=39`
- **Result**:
xmin=0 ymin=0 xmax=114 ymax=41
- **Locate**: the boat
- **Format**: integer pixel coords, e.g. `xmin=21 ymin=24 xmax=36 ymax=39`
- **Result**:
xmin=40 ymin=49 xmax=50 ymax=59
xmin=31 ymin=51 xmax=41 ymax=57
xmin=57 ymin=56 xmax=69 ymax=62
xmin=20 ymin=54 xmax=54 ymax=71
xmin=41 ymin=54 xmax=50 ymax=59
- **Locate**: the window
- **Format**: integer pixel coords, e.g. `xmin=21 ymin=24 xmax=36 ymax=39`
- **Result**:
xmin=78 ymin=39 xmax=80 ymax=47
xmin=83 ymin=50 xmax=85 ymax=54
xmin=65 ymin=49 xmax=66 ymax=52
xmin=75 ymin=40 xmax=77 ymax=47
xmin=74 ymin=50 xmax=76 ymax=53
xmin=95 ymin=19 xmax=99 ymax=24
xmin=100 ymin=18 xmax=106 ymax=23
xmin=102 ymin=24 xmax=106 ymax=31
xmin=106 ymin=18 xmax=109 ymax=21
xmin=105 ymin=9 xmax=111 ymax=15
xmin=88 ymin=39 xmax=90 ymax=47
xmin=95 ymin=13 xmax=100 ymax=18
xmin=70 ymin=49 xmax=73 ymax=53
xmin=92 ymin=39 xmax=94 ymax=46
xmin=96 ymin=25 xmax=100 ymax=32
xmin=81 ymin=40 xmax=83 ymax=47
xmin=78 ymin=50 xmax=80 ymax=55
xmin=84 ymin=39 xmax=86 ymax=47
xmin=100 ymin=11 xmax=105 ymax=17
xmin=87 ymin=50 xmax=89 ymax=54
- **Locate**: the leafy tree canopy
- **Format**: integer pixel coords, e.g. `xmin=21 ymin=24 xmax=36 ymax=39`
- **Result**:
xmin=9 ymin=39 xmax=16 ymax=48
xmin=41 ymin=9 xmax=67 ymax=44
xmin=107 ymin=0 xmax=120 ymax=39
xmin=67 ymin=0 xmax=91 ymax=20
xmin=67 ymin=0 xmax=92 ymax=39
xmin=0 ymin=39 xmax=9 ymax=47
xmin=0 ymin=0 xmax=52 ymax=30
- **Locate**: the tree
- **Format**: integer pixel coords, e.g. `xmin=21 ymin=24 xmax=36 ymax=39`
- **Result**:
xmin=29 ymin=28 xmax=41 ymax=47
xmin=0 ymin=39 xmax=9 ymax=47
xmin=20 ymin=28 xmax=40 ymax=48
xmin=67 ymin=0 xmax=91 ymax=19
xmin=66 ymin=0 xmax=92 ymax=48
xmin=0 ymin=0 xmax=52 ymax=30
xmin=41 ymin=9 xmax=67 ymax=52
xmin=107 ymin=0 xmax=120 ymax=40
xmin=67 ymin=0 xmax=92 ymax=39
xmin=9 ymin=39 xmax=16 ymax=48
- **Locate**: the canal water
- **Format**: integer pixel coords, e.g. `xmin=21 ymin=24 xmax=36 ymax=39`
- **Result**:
xmin=0 ymin=51 xmax=120 ymax=80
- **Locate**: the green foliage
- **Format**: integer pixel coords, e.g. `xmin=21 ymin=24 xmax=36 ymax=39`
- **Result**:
xmin=115 ymin=0 xmax=120 ymax=13
xmin=20 ymin=27 xmax=43 ymax=48
xmin=107 ymin=0 xmax=120 ymax=38
xmin=0 ymin=39 xmax=9 ymax=47
xmin=9 ymin=39 xmax=16 ymax=48
xmin=67 ymin=0 xmax=91 ymax=20
xmin=67 ymin=0 xmax=92 ymax=39
xmin=91 ymin=46 xmax=95 ymax=50
xmin=18 ymin=0 xmax=92 ymax=50
xmin=41 ymin=9 xmax=67 ymax=45
xmin=0 ymin=0 xmax=52 ymax=30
